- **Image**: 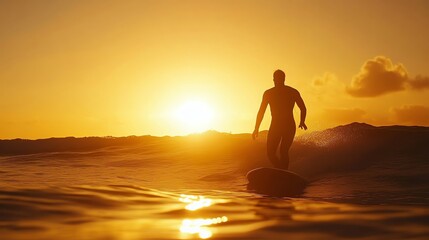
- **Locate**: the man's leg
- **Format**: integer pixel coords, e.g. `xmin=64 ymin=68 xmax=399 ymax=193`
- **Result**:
xmin=267 ymin=130 xmax=281 ymax=168
xmin=278 ymin=127 xmax=296 ymax=170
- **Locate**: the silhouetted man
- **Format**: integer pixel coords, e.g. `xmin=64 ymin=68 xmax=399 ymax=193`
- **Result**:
xmin=252 ymin=69 xmax=307 ymax=170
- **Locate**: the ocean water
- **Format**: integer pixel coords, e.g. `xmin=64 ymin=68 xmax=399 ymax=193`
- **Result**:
xmin=1 ymin=123 xmax=429 ymax=239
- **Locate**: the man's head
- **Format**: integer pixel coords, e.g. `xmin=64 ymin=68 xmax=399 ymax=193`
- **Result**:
xmin=273 ymin=69 xmax=285 ymax=86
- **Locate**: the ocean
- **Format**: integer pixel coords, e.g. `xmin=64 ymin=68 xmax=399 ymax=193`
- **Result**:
xmin=1 ymin=123 xmax=429 ymax=239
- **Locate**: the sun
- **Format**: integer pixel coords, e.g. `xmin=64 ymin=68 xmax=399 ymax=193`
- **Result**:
xmin=174 ymin=100 xmax=214 ymax=133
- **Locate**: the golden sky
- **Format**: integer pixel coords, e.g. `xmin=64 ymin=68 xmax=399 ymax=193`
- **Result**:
xmin=1 ymin=0 xmax=428 ymax=139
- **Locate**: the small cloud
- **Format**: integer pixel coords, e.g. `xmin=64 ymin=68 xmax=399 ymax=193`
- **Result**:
xmin=312 ymin=72 xmax=338 ymax=87
xmin=322 ymin=108 xmax=367 ymax=125
xmin=408 ymin=75 xmax=429 ymax=90
xmin=346 ymin=56 xmax=408 ymax=97
xmin=310 ymin=72 xmax=345 ymax=102
xmin=346 ymin=56 xmax=429 ymax=97
xmin=390 ymin=105 xmax=429 ymax=126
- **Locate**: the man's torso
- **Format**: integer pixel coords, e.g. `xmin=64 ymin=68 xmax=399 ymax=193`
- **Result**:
xmin=265 ymin=85 xmax=298 ymax=128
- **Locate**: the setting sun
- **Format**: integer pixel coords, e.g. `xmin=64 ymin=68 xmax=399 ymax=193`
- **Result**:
xmin=174 ymin=100 xmax=215 ymax=134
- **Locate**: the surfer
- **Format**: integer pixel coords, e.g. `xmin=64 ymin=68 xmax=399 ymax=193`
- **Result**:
xmin=252 ymin=69 xmax=307 ymax=170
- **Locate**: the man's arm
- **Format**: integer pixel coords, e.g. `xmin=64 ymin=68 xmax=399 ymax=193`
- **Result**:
xmin=296 ymin=92 xmax=307 ymax=130
xmin=252 ymin=92 xmax=269 ymax=139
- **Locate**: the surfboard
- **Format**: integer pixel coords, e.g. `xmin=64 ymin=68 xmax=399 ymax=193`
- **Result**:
xmin=246 ymin=167 xmax=308 ymax=197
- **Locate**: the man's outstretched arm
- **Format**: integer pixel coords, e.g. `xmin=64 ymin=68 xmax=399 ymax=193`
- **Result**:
xmin=296 ymin=92 xmax=307 ymax=130
xmin=253 ymin=92 xmax=268 ymax=139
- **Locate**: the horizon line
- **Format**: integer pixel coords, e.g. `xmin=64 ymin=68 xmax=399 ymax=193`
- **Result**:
xmin=2 ymin=122 xmax=427 ymax=141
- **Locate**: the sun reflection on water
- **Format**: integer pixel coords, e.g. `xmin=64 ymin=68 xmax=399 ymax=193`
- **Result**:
xmin=178 ymin=194 xmax=228 ymax=239
xmin=179 ymin=194 xmax=212 ymax=211
xmin=180 ymin=216 xmax=228 ymax=239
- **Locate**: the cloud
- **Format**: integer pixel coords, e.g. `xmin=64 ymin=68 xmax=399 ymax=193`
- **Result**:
xmin=321 ymin=108 xmax=367 ymax=125
xmin=390 ymin=105 xmax=429 ymax=126
xmin=346 ymin=56 xmax=409 ymax=97
xmin=312 ymin=72 xmax=338 ymax=87
xmin=346 ymin=56 xmax=429 ymax=97
xmin=310 ymin=72 xmax=345 ymax=103
xmin=408 ymin=75 xmax=429 ymax=90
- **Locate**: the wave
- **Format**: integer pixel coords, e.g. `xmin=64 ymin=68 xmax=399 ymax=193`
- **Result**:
xmin=1 ymin=123 xmax=428 ymax=204
xmin=1 ymin=123 xmax=429 ymax=239
xmin=291 ymin=122 xmax=429 ymax=177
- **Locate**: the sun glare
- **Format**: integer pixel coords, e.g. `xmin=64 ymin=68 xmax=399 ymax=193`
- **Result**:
xmin=174 ymin=100 xmax=214 ymax=134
